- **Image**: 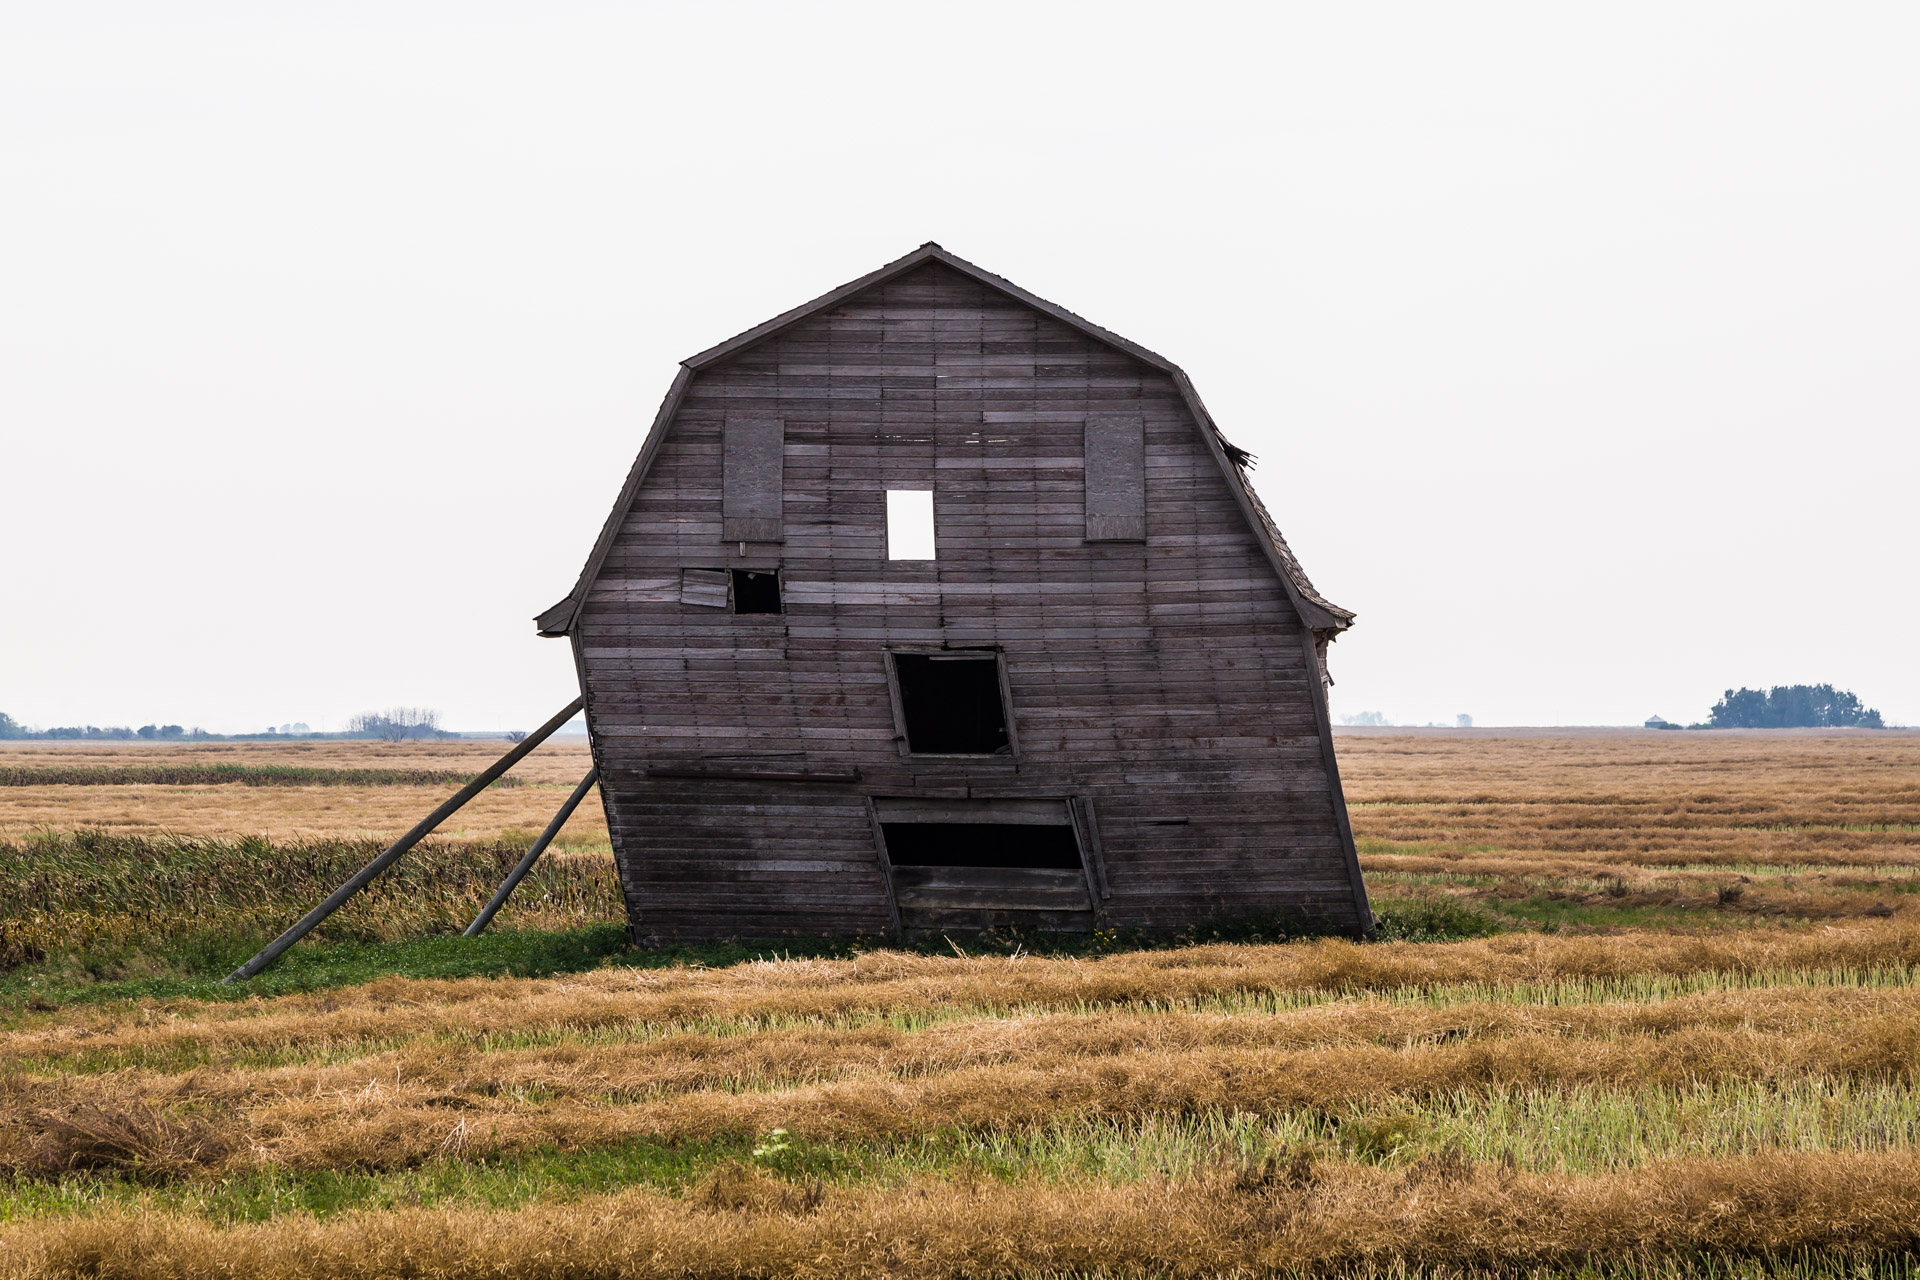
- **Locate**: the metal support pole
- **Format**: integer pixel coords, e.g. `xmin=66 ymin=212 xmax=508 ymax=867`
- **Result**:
xmin=221 ymin=696 xmax=584 ymax=983
xmin=463 ymin=765 xmax=598 ymax=937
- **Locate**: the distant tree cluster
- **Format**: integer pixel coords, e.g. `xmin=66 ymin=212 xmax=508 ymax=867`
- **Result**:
xmin=1708 ymin=685 xmax=1884 ymax=729
xmin=2 ymin=709 xmax=467 ymax=741
xmin=1335 ymin=711 xmax=1476 ymax=729
xmin=347 ymin=707 xmax=445 ymax=742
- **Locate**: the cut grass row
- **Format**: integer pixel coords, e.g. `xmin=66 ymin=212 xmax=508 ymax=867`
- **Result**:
xmin=11 ymin=972 xmax=1920 ymax=1181
xmin=13 ymin=920 xmax=1919 ymax=1060
xmin=14 ymin=1020 xmax=1920 ymax=1178
xmin=13 ymin=959 xmax=1920 ymax=1080
xmin=5 ymin=1079 xmax=1920 ymax=1224
xmin=7 ymin=1150 xmax=1920 ymax=1279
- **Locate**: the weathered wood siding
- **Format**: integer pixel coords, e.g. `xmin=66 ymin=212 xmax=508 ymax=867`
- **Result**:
xmin=574 ymin=262 xmax=1364 ymax=939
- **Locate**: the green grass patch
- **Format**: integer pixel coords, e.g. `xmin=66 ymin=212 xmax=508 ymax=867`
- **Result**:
xmin=1372 ymin=894 xmax=1507 ymax=941
xmin=1488 ymin=896 xmax=1750 ymax=933
xmin=2 ymin=925 xmax=641 ymax=1013
xmin=0 ymin=1136 xmax=759 ymax=1225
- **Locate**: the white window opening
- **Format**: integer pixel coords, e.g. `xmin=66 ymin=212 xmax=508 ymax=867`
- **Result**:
xmin=886 ymin=489 xmax=936 ymax=561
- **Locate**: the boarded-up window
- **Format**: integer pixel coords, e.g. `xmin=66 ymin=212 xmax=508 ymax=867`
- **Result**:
xmin=722 ymin=419 xmax=784 ymax=542
xmin=1084 ymin=415 xmax=1145 ymax=542
xmin=679 ymin=568 xmax=730 ymax=608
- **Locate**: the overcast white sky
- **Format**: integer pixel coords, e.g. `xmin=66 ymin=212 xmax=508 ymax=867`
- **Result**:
xmin=3 ymin=2 xmax=1915 ymax=732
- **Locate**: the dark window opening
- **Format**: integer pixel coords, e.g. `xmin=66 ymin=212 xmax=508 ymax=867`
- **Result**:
xmin=893 ymin=652 xmax=1009 ymax=754
xmin=882 ymin=822 xmax=1082 ymax=869
xmin=731 ymin=569 xmax=782 ymax=614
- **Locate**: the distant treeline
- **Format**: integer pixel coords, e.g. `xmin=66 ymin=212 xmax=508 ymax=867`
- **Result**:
xmin=0 ymin=716 xmax=197 ymax=741
xmin=1699 ymin=685 xmax=1885 ymax=730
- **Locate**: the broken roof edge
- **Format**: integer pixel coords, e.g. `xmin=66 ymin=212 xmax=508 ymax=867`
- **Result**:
xmin=535 ymin=243 xmax=1354 ymax=638
xmin=1167 ymin=367 xmax=1356 ymax=636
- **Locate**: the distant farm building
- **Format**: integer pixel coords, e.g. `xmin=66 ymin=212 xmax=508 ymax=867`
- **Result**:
xmin=538 ymin=244 xmax=1370 ymax=940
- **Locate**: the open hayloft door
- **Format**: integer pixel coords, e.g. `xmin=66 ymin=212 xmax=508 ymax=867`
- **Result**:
xmin=869 ymin=797 xmax=1103 ymax=935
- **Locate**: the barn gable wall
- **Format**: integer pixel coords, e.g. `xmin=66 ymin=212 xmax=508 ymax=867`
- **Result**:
xmin=574 ymin=262 xmax=1366 ymax=938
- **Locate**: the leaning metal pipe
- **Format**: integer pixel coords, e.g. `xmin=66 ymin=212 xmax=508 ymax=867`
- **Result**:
xmin=221 ymin=696 xmax=585 ymax=983
xmin=463 ymin=765 xmax=598 ymax=937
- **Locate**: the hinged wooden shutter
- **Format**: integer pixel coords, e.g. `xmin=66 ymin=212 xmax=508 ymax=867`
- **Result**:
xmin=1084 ymin=414 xmax=1145 ymax=542
xmin=679 ymin=568 xmax=730 ymax=608
xmin=722 ymin=419 xmax=784 ymax=542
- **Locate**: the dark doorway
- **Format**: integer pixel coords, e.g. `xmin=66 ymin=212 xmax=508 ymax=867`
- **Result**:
xmin=881 ymin=821 xmax=1082 ymax=869
xmin=891 ymin=652 xmax=1009 ymax=754
xmin=731 ymin=569 xmax=782 ymax=614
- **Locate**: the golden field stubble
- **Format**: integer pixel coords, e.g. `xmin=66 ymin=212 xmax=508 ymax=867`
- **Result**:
xmin=7 ymin=984 xmax=1920 ymax=1178
xmin=8 ymin=924 xmax=1920 ymax=1069
xmin=6 ymin=1152 xmax=1920 ymax=1279
xmin=0 ymin=740 xmax=602 ymax=842
xmin=3 ymin=731 xmax=1919 ymax=1273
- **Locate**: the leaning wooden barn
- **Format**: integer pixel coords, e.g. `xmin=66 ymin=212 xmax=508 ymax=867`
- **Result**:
xmin=537 ymin=244 xmax=1370 ymax=941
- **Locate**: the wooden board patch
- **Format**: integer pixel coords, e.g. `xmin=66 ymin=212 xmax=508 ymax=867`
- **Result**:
xmin=679 ymin=568 xmax=730 ymax=608
xmin=722 ymin=418 xmax=784 ymax=542
xmin=1084 ymin=414 xmax=1145 ymax=542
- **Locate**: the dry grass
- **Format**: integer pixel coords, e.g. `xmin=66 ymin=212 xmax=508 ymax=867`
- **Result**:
xmin=0 ymin=785 xmax=608 ymax=845
xmin=9 ymin=923 xmax=1920 ymax=1071
xmin=0 ymin=765 xmax=525 ymax=788
xmin=8 ymin=1102 xmax=233 ymax=1182
xmin=0 ymin=740 xmax=596 ymax=785
xmin=1339 ymin=732 xmax=1920 ymax=926
xmin=5 ymin=1152 xmax=1920 ymax=1278
xmin=3 ymin=731 xmax=1919 ymax=1274
xmin=0 ymin=832 xmax=621 ymax=976
xmin=7 ymin=975 xmax=1920 ymax=1179
xmin=0 ymin=741 xmax=601 ymax=841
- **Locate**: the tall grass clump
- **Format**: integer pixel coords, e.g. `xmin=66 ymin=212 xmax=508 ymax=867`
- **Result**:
xmin=0 ymin=831 xmax=623 ymax=985
xmin=1373 ymin=894 xmax=1507 ymax=941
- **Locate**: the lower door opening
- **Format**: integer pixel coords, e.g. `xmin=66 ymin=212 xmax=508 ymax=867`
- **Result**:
xmin=873 ymin=798 xmax=1094 ymax=934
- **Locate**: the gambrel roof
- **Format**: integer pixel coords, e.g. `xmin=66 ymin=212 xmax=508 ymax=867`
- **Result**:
xmin=537 ymin=242 xmax=1354 ymax=639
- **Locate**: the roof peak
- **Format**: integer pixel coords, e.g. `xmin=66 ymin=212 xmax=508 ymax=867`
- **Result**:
xmin=683 ymin=242 xmax=1175 ymax=373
